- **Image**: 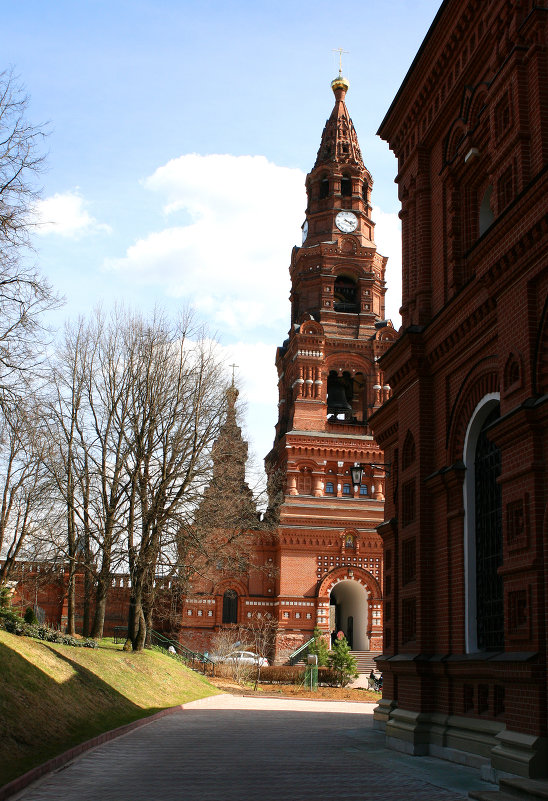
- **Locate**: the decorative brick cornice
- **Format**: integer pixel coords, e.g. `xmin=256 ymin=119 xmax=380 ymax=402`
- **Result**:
xmin=426 ymin=296 xmax=497 ymax=371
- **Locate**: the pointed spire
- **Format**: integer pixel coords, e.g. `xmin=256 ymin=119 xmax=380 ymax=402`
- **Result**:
xmin=194 ymin=382 xmax=257 ymax=529
xmin=314 ymin=75 xmax=364 ymax=169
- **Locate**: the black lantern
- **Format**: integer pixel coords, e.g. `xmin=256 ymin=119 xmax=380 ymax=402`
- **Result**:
xmin=350 ymin=463 xmax=364 ymax=491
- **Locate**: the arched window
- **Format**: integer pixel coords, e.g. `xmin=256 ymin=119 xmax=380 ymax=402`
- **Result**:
xmin=402 ymin=431 xmax=416 ymax=470
xmin=463 ymin=394 xmax=504 ymax=652
xmin=362 ymin=182 xmax=368 ymax=202
xmin=325 ymin=481 xmax=335 ymax=495
xmin=341 ymin=174 xmax=352 ymax=197
xmin=479 ymin=185 xmax=494 ymax=236
xmin=222 ymin=589 xmax=238 ymax=624
xmin=297 ymin=468 xmax=313 ymax=495
xmin=327 ymin=371 xmax=353 ymax=421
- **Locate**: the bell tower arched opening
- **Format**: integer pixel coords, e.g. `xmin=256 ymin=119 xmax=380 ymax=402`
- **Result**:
xmin=341 ymin=174 xmax=352 ymax=197
xmin=329 ymin=579 xmax=369 ymax=650
xmin=333 ymin=275 xmax=358 ymax=313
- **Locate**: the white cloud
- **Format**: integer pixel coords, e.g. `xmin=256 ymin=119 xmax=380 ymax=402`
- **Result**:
xmin=216 ymin=339 xmax=279 ymax=464
xmin=372 ymin=204 xmax=402 ymax=328
xmin=35 ymin=191 xmax=111 ymax=238
xmin=104 ymin=154 xmax=305 ymax=335
xmin=100 ymin=157 xmax=403 ymax=467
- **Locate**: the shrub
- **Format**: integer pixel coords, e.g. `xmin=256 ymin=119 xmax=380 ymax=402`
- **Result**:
xmin=0 ymin=612 xmax=97 ymax=648
xmin=317 ymin=667 xmax=341 ymax=686
xmin=259 ymin=665 xmax=305 ymax=684
xmin=24 ymin=607 xmax=39 ymax=625
xmin=250 ymin=664 xmax=341 ymax=686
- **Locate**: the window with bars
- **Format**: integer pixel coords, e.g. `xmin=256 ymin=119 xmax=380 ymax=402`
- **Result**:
xmin=401 ymin=479 xmax=416 ymax=527
xmin=401 ymin=597 xmax=417 ymax=643
xmin=222 ymin=590 xmax=238 ymax=624
xmin=401 ymin=538 xmax=416 ymax=585
xmin=475 ymin=407 xmax=504 ymax=650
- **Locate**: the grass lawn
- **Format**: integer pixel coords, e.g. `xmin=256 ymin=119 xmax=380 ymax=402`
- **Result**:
xmin=0 ymin=631 xmax=221 ymax=787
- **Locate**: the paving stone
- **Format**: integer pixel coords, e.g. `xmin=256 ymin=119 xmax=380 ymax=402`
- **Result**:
xmin=10 ymin=696 xmax=498 ymax=801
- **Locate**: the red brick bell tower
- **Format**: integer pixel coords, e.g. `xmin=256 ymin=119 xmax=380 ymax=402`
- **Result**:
xmin=266 ymin=72 xmax=397 ymax=663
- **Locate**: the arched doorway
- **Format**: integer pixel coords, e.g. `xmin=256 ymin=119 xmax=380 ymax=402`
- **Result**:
xmin=329 ymin=579 xmax=369 ymax=650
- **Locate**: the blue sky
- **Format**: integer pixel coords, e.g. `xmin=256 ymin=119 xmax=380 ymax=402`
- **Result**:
xmin=4 ymin=0 xmax=441 ymax=467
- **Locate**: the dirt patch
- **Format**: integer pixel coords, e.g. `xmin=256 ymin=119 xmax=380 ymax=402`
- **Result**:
xmin=209 ymin=676 xmax=380 ymax=703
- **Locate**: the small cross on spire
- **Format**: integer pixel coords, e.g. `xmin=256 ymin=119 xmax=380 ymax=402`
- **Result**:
xmin=333 ymin=47 xmax=349 ymax=77
xmin=229 ymin=363 xmax=239 ymax=386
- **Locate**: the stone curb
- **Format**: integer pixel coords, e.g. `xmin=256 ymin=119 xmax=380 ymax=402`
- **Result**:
xmin=0 ymin=700 xmax=200 ymax=801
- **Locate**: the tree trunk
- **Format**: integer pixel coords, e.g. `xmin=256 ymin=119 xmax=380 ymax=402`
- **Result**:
xmin=82 ymin=568 xmax=92 ymax=637
xmin=125 ymin=563 xmax=147 ymax=651
xmin=66 ymin=504 xmax=77 ymax=636
xmin=66 ymin=563 xmax=76 ymax=635
xmin=90 ymin=564 xmax=111 ymax=639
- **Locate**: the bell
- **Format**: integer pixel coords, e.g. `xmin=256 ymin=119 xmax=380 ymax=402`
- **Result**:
xmin=327 ymin=383 xmax=352 ymax=413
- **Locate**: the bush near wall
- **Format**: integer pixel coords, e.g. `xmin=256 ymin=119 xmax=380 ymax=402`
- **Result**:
xmin=259 ymin=665 xmax=341 ymax=686
xmin=0 ymin=607 xmax=97 ymax=647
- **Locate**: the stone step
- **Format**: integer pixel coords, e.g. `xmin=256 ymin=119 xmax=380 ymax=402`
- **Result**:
xmin=350 ymin=650 xmax=381 ymax=673
xmin=470 ymin=778 xmax=548 ymax=801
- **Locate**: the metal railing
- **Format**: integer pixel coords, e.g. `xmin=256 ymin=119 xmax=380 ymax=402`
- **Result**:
xmin=113 ymin=626 xmax=128 ymax=644
xmin=112 ymin=627 xmax=215 ymax=676
xmin=288 ymin=637 xmax=315 ymax=666
xmin=149 ymin=629 xmax=216 ymax=676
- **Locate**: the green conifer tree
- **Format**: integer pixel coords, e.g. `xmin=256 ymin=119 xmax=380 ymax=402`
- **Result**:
xmin=328 ymin=632 xmax=358 ymax=686
xmin=308 ymin=626 xmax=330 ymax=666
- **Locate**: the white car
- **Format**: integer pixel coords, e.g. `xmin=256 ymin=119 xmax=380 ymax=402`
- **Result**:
xmin=221 ymin=650 xmax=268 ymax=667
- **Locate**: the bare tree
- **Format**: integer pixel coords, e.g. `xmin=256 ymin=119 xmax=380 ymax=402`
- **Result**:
xmin=241 ymin=613 xmax=278 ymax=690
xmin=0 ymin=69 xmax=60 ymax=404
xmin=43 ymin=311 xmax=136 ymax=638
xmin=123 ymin=311 xmax=226 ymax=652
xmin=42 ymin=319 xmax=91 ymax=635
xmin=81 ymin=310 xmax=135 ymax=639
xmin=0 ymin=401 xmax=50 ymax=587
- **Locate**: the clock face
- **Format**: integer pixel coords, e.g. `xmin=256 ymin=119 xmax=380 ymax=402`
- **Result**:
xmin=302 ymin=220 xmax=308 ymax=244
xmin=335 ymin=210 xmax=358 ymax=233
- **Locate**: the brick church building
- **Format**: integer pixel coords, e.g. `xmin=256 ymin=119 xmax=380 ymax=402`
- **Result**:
xmin=178 ymin=71 xmax=396 ymax=663
xmin=370 ymin=0 xmax=548 ymax=781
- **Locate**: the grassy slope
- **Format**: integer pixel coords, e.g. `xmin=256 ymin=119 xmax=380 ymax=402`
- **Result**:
xmin=0 ymin=632 xmax=220 ymax=786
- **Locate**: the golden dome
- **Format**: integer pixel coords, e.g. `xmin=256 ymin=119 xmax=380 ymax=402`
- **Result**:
xmin=331 ymin=74 xmax=349 ymax=94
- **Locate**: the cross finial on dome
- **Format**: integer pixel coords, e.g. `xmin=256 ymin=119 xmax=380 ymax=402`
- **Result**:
xmin=331 ymin=48 xmax=350 ymax=98
xmin=229 ymin=362 xmax=238 ymax=387
xmin=332 ymin=47 xmax=348 ymax=77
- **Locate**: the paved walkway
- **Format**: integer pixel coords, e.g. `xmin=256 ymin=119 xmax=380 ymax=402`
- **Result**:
xmin=11 ymin=695 xmax=498 ymax=801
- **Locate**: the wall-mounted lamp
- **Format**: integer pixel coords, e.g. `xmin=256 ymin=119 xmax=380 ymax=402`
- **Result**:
xmin=351 ymin=461 xmax=391 ymax=492
xmin=370 ymin=462 xmax=391 ymax=477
